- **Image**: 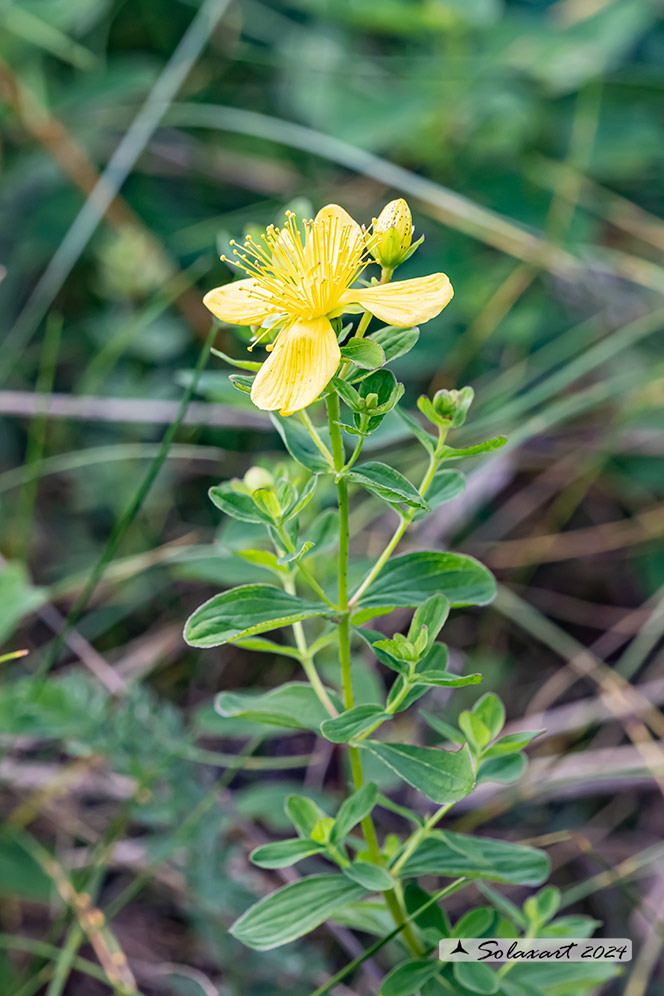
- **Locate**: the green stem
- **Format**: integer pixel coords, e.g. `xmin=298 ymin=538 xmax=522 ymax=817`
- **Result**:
xmin=275 ymin=524 xmax=336 ymax=609
xmin=349 ymin=452 xmax=438 ymax=607
xmin=327 ymin=393 xmax=421 ymax=956
xmin=299 ymin=408 xmax=334 ymax=467
xmin=391 ymin=802 xmax=455 ymax=876
xmin=283 ymin=575 xmax=338 ymax=718
xmin=342 ymin=435 xmax=365 ymax=472
xmin=353 ymin=308 xmax=373 ymax=342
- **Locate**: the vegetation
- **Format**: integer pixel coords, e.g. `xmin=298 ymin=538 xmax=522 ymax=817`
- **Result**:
xmin=0 ymin=0 xmax=663 ymax=994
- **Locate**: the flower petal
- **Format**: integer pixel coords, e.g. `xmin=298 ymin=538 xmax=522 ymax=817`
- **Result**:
xmin=343 ymin=272 xmax=453 ymax=327
xmin=203 ymin=278 xmax=273 ymax=326
xmin=250 ymin=316 xmax=341 ymax=416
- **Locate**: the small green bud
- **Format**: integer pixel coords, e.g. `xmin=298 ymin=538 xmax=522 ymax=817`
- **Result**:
xmin=364 ymin=392 xmax=379 ymax=410
xmin=243 ymin=466 xmax=275 ymax=492
xmin=311 ymin=817 xmax=335 ymax=844
xmin=432 ymin=386 xmax=474 ymax=427
xmin=369 ymin=198 xmax=414 ymax=270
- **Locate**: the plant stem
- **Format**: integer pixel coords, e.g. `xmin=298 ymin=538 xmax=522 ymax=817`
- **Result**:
xmin=283 ymin=575 xmax=338 ymax=718
xmin=327 ymin=393 xmax=421 ymax=956
xmin=299 ymin=408 xmax=334 ymax=467
xmin=342 ymin=435 xmax=365 ymax=472
xmin=275 ymin=524 xmax=336 ymax=609
xmin=349 ymin=452 xmax=437 ymax=607
xmin=391 ymin=802 xmax=455 ymax=876
xmin=353 ymin=309 xmax=373 ymax=342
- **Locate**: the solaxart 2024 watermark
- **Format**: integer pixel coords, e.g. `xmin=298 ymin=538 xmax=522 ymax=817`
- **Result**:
xmin=439 ymin=938 xmax=632 ymax=963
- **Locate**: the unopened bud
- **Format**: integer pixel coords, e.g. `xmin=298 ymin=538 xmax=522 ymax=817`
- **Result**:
xmin=432 ymin=386 xmax=474 ymax=427
xmin=369 ymin=198 xmax=416 ymax=270
xmin=243 ymin=466 xmax=275 ymax=492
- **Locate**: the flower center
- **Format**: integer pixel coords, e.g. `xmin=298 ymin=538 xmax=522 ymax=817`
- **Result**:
xmin=223 ymin=211 xmax=369 ymax=320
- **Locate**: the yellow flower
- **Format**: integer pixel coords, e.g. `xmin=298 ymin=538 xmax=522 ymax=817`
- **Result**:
xmin=203 ymin=204 xmax=453 ymax=416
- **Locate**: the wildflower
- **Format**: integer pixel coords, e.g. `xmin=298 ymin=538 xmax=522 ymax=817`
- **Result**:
xmin=203 ymin=204 xmax=453 ymax=415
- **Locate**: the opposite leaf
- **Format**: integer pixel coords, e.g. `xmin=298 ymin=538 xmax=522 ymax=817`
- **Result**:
xmin=340 ymin=337 xmax=386 ymax=369
xmin=346 ymin=462 xmax=430 ymax=511
xmin=332 ymin=782 xmax=378 ymax=842
xmin=397 ymin=831 xmax=550 ymax=885
xmin=353 ymin=552 xmax=496 ymax=620
xmin=215 ymin=683 xmax=341 ymax=732
xmin=184 ymin=585 xmax=330 ymax=648
xmin=343 ymin=861 xmax=395 ymax=891
xmin=321 ymin=705 xmax=389 ymax=743
xmin=381 ymin=959 xmax=441 ymax=996
xmin=230 ymin=874 xmax=367 ymax=950
xmin=250 ymin=838 xmax=326 ymax=868
xmin=360 ymin=741 xmax=475 ymax=805
xmin=270 ymin=413 xmax=332 ymax=472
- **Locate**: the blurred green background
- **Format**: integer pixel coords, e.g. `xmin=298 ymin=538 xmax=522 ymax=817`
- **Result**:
xmin=1 ymin=0 xmax=663 ymax=993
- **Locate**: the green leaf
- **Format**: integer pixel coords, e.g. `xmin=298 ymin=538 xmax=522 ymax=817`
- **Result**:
xmin=236 ymin=549 xmax=283 ymax=574
xmin=395 ymin=407 xmax=435 ymax=454
xmin=340 ymin=337 xmax=386 ymax=369
xmin=381 ymin=959 xmax=441 ymax=996
xmin=413 ymin=670 xmax=482 ymax=690
xmin=452 ymin=907 xmax=495 ymax=937
xmin=321 ymin=705 xmax=389 ymax=743
xmin=408 ymin=595 xmax=450 ymax=651
xmin=332 ymin=782 xmax=378 ymax=842
xmin=439 ymin=436 xmax=507 ymax=460
xmin=211 ymin=346 xmax=261 ymax=371
xmin=332 ymin=376 xmax=363 ymax=410
xmin=453 ymin=962 xmax=499 ymax=995
xmin=231 ymin=636 xmax=301 ymax=659
xmin=209 ymin=484 xmax=272 ymax=524
xmin=353 ymin=369 xmax=401 ymax=431
xmin=459 ymin=711 xmax=491 ymax=752
xmin=230 ymin=874 xmax=367 ymax=950
xmin=229 ymin=373 xmax=255 ymax=394
xmin=420 ymin=709 xmax=466 ymax=743
xmin=525 ymin=886 xmax=561 ymax=926
xmin=214 ymin=683 xmax=341 ymax=731
xmin=284 ymin=474 xmax=319 ymax=520
xmin=472 ymin=693 xmax=506 ymax=741
xmin=509 ymin=960 xmax=618 ymax=995
xmin=286 ymin=795 xmax=328 ymax=838
xmin=347 ymin=462 xmax=430 ymax=510
xmin=0 ymin=562 xmax=46 ymax=643
xmin=477 ymin=753 xmax=527 ymax=784
xmin=353 ymin=552 xmax=496 ymax=621
xmin=361 ymin=742 xmax=475 ymax=804
xmin=250 ymin=838 xmax=326 ymax=868
xmin=371 ymin=325 xmax=420 ymax=363
xmin=398 ymin=831 xmax=550 ymax=885
xmin=184 ymin=585 xmax=330 ymax=648
xmin=270 ymin=413 xmax=332 ymax=472
xmin=483 ymin=731 xmax=543 ymax=758
xmin=343 ymin=861 xmax=394 ymax=891
xmin=277 ymin=541 xmax=315 ymax=565
xmin=541 ymin=915 xmax=600 ymax=939
xmin=404 ymin=883 xmax=451 ymax=937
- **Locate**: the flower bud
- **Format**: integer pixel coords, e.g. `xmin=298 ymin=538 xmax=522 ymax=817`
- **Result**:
xmin=369 ymin=198 xmax=415 ymax=270
xmin=432 ymin=386 xmax=474 ymax=427
xmin=243 ymin=466 xmax=275 ymax=492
